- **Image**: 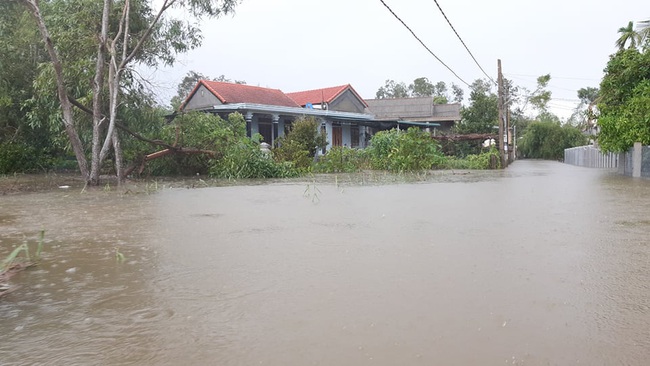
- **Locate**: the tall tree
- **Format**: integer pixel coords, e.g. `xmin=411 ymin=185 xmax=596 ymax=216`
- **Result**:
xmin=598 ymin=47 xmax=650 ymax=151
xmin=637 ymin=19 xmax=650 ymax=48
xmin=408 ymin=77 xmax=434 ymax=97
xmin=450 ymin=83 xmax=464 ymax=103
xmin=457 ymin=79 xmax=498 ymax=134
xmin=375 ymin=79 xmax=409 ymax=99
xmin=616 ymin=21 xmax=641 ymax=50
xmin=19 ymin=0 xmax=239 ymax=184
xmin=528 ymin=74 xmax=552 ymax=115
xmin=577 ymin=87 xmax=599 ymax=105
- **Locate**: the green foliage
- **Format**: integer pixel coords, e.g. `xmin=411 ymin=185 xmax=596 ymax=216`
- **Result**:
xmin=440 ymin=148 xmax=500 ymax=169
xmin=2 ymin=230 xmax=45 ymax=273
xmin=146 ymin=112 xmax=245 ymax=176
xmin=409 ymin=77 xmax=434 ymax=97
xmin=376 ymin=79 xmax=410 ymax=99
xmin=528 ymin=74 xmax=552 ymax=114
xmin=577 ymin=87 xmax=599 ymax=105
xmin=0 ymin=2 xmax=63 ymax=170
xmin=457 ymin=79 xmax=498 ymax=134
xmin=519 ymin=121 xmax=587 ymax=160
xmin=274 ymin=117 xmax=327 ymax=169
xmin=210 ymin=140 xmax=298 ymax=179
xmin=616 ymin=21 xmax=642 ymax=50
xmin=598 ymin=47 xmax=650 ymax=152
xmin=366 ymin=128 xmax=444 ymax=172
xmin=0 ymin=141 xmax=50 ymax=174
xmin=315 ymin=147 xmax=368 ymax=173
xmin=376 ymin=78 xmax=459 ymax=101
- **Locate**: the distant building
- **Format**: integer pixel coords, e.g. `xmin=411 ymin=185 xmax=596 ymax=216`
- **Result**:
xmin=364 ymin=97 xmax=461 ymax=135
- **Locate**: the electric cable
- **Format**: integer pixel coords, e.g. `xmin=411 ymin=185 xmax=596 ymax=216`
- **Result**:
xmin=432 ymin=0 xmax=496 ymax=85
xmin=379 ymin=0 xmax=470 ymax=87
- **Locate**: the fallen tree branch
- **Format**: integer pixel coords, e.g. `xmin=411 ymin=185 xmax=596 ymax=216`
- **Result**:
xmin=68 ymin=96 xmax=218 ymax=178
xmin=432 ymin=133 xmax=497 ymax=142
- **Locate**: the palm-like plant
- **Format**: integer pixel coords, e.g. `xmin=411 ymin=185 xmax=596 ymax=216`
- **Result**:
xmin=637 ymin=19 xmax=650 ymax=47
xmin=616 ymin=21 xmax=641 ymax=50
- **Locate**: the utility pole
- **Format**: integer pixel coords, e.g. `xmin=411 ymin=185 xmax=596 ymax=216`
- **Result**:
xmin=497 ymin=59 xmax=506 ymax=168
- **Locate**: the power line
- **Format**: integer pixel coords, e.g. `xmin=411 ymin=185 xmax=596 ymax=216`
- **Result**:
xmin=431 ymin=0 xmax=496 ymax=85
xmin=505 ymin=73 xmax=600 ymax=82
xmin=379 ymin=0 xmax=470 ymax=87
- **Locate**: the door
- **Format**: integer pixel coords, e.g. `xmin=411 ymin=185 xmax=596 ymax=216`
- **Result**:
xmin=332 ymin=126 xmax=342 ymax=147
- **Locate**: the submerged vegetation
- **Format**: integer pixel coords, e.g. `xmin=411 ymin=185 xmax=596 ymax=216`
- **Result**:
xmin=1 ymin=230 xmax=45 ymax=297
xmin=140 ymin=115 xmax=501 ymax=180
xmin=149 ymin=122 xmax=502 ymax=178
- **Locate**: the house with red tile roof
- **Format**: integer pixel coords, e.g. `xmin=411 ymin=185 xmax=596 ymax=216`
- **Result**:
xmin=181 ymin=80 xmax=375 ymax=149
xmin=181 ymin=80 xmax=300 ymax=110
xmin=286 ymin=84 xmax=368 ymax=114
xmin=180 ymin=80 xmax=461 ymax=150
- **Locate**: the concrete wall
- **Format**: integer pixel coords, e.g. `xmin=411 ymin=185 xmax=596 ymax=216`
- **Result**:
xmin=183 ymin=85 xmax=221 ymax=111
xmin=564 ymin=145 xmax=619 ymax=169
xmin=565 ymin=143 xmax=650 ymax=178
xmin=328 ymin=90 xmax=366 ymax=114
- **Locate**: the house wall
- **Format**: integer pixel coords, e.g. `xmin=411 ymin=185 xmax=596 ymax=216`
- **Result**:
xmin=328 ymin=90 xmax=366 ymax=114
xmin=183 ymin=85 xmax=222 ymax=110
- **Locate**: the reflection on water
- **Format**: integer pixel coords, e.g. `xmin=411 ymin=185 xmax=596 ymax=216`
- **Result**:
xmin=1 ymin=160 xmax=649 ymax=365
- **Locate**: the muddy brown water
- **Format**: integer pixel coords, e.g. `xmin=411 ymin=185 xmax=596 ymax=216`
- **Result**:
xmin=1 ymin=160 xmax=649 ymax=365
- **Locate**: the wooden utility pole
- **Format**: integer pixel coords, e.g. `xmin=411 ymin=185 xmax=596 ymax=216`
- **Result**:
xmin=497 ymin=59 xmax=506 ymax=168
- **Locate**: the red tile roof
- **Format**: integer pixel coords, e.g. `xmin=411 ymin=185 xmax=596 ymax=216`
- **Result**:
xmin=287 ymin=84 xmax=369 ymax=108
xmin=184 ymin=80 xmax=300 ymax=108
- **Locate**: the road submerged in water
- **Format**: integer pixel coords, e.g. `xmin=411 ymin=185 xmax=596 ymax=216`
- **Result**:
xmin=1 ymin=160 xmax=649 ymax=365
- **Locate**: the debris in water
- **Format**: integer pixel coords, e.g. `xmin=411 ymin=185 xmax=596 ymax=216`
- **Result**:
xmin=65 ymin=267 xmax=77 ymax=274
xmin=58 ymin=185 xmax=70 ymax=189
xmin=502 ymin=321 xmax=507 ymax=327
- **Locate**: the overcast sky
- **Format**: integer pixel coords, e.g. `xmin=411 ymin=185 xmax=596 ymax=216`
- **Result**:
xmin=150 ymin=0 xmax=647 ymax=119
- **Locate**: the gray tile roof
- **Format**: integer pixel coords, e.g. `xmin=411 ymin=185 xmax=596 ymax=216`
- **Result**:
xmin=365 ymin=97 xmax=461 ymax=122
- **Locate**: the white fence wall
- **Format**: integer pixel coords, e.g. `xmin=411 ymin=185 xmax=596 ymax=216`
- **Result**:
xmin=564 ymin=145 xmax=619 ymax=169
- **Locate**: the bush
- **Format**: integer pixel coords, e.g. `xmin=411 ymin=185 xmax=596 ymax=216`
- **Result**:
xmin=366 ymin=127 xmax=445 ymax=172
xmin=274 ymin=117 xmax=327 ymax=169
xmin=0 ymin=141 xmax=48 ymax=173
xmin=440 ymin=147 xmax=500 ymax=169
xmin=314 ymin=146 xmax=368 ymax=173
xmin=210 ymin=140 xmax=299 ymax=179
xmin=519 ymin=121 xmax=587 ymax=160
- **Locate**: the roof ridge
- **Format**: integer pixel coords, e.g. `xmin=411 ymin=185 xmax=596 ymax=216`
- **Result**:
xmin=286 ymin=84 xmax=349 ymax=95
xmin=203 ymin=79 xmax=287 ymax=93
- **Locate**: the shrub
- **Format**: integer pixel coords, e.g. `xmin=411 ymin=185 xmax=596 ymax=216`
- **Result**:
xmin=440 ymin=147 xmax=500 ymax=169
xmin=274 ymin=117 xmax=327 ymax=168
xmin=210 ymin=140 xmax=299 ymax=179
xmin=519 ymin=121 xmax=587 ymax=160
xmin=366 ymin=127 xmax=444 ymax=172
xmin=314 ymin=146 xmax=368 ymax=173
xmin=0 ymin=141 xmax=47 ymax=173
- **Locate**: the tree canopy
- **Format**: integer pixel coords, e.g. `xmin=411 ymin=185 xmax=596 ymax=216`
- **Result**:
xmin=375 ymin=77 xmax=462 ymax=103
xmin=597 ymin=47 xmax=650 ymax=152
xmin=16 ymin=0 xmax=240 ymax=184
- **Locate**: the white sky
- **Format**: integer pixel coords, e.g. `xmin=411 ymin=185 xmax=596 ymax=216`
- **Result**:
xmin=149 ymin=0 xmax=647 ymax=120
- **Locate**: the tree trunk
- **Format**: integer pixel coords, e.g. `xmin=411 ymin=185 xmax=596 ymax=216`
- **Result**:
xmin=112 ymin=129 xmax=123 ymax=185
xmin=89 ymin=0 xmax=112 ymax=185
xmin=21 ymin=0 xmax=89 ymax=179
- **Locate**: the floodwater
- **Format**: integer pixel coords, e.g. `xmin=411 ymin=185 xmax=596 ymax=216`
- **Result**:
xmin=1 ymin=160 xmax=649 ymax=365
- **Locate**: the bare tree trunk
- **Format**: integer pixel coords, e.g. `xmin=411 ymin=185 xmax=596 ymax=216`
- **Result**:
xmin=89 ymin=0 xmax=113 ymax=185
xmin=112 ymin=129 xmax=123 ymax=185
xmin=94 ymin=0 xmax=128 ymax=184
xmin=21 ymin=0 xmax=89 ymax=179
